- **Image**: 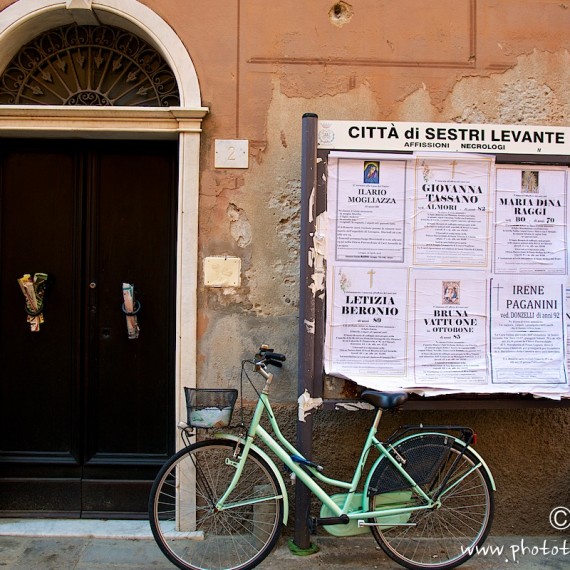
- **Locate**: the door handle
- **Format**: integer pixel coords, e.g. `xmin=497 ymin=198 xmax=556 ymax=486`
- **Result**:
xmin=17 ymin=272 xmax=49 ymax=332
xmin=122 ymin=283 xmax=140 ymax=339
xmin=121 ymin=300 xmax=141 ymax=316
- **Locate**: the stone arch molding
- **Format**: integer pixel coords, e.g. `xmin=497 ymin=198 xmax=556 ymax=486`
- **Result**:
xmin=0 ymin=0 xmax=203 ymax=108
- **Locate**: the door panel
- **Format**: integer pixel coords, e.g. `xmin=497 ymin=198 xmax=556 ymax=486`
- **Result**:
xmin=87 ymin=146 xmax=175 ymax=458
xmin=0 ymin=144 xmax=82 ymax=513
xmin=0 ymin=147 xmax=81 ymax=458
xmin=81 ymin=143 xmax=177 ymax=515
xmin=0 ymin=139 xmax=177 ymax=517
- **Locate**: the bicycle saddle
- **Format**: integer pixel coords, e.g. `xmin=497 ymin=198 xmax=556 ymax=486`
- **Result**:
xmin=361 ymin=390 xmax=408 ymax=409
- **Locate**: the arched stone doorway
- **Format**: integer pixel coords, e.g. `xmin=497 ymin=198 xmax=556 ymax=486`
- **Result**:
xmin=0 ymin=0 xmax=206 ymax=517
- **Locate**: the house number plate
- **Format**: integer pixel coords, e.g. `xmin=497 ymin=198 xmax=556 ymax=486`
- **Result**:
xmin=214 ymin=139 xmax=249 ymax=169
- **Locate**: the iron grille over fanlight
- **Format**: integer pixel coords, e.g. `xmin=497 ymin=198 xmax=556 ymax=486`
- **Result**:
xmin=0 ymin=24 xmax=180 ymax=106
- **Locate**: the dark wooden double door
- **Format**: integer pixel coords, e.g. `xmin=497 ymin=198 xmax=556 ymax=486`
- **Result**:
xmin=0 ymin=139 xmax=178 ymax=517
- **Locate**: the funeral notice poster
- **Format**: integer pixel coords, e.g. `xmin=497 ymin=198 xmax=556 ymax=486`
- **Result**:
xmin=321 ymin=136 xmax=570 ymax=397
xmin=324 ymin=266 xmax=408 ymax=382
xmin=493 ymin=166 xmax=567 ymax=274
xmin=328 ymin=157 xmax=407 ymax=263
xmin=489 ymin=277 xmax=567 ymax=388
xmin=412 ymin=271 xmax=488 ymax=386
xmin=412 ymin=155 xmax=493 ymax=267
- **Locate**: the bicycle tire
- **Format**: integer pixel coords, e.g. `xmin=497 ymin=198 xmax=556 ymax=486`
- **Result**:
xmin=149 ymin=440 xmax=284 ymax=570
xmin=368 ymin=438 xmax=494 ymax=570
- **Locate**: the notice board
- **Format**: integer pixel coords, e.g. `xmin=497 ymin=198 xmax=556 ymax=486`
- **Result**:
xmin=303 ymin=119 xmax=570 ymax=400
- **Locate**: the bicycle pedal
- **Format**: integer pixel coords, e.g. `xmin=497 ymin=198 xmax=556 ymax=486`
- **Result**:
xmin=309 ymin=515 xmax=349 ymax=534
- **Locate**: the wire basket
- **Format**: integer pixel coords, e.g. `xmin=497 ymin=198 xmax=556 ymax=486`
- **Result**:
xmin=368 ymin=434 xmax=453 ymax=496
xmin=184 ymin=388 xmax=238 ymax=429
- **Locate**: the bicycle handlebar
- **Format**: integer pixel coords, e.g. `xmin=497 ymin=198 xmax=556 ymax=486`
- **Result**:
xmin=257 ymin=346 xmax=286 ymax=368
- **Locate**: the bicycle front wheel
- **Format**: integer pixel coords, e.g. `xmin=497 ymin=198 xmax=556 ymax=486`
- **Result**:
xmin=368 ymin=438 xmax=494 ymax=570
xmin=149 ymin=440 xmax=284 ymax=570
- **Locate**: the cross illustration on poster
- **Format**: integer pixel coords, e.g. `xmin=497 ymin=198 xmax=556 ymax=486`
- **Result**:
xmin=450 ymin=159 xmax=458 ymax=178
xmin=492 ymin=282 xmax=504 ymax=310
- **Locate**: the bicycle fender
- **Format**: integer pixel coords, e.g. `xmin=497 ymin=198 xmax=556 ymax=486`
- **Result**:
xmin=453 ymin=437 xmax=496 ymax=490
xmin=212 ymin=433 xmax=289 ymax=525
xmin=363 ymin=432 xmax=496 ymax=511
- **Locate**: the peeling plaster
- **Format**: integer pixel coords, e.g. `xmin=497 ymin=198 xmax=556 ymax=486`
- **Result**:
xmin=227 ymin=203 xmax=252 ymax=248
xmin=237 ymin=80 xmax=379 ymax=318
xmin=298 ymin=389 xmax=323 ymax=421
xmin=308 ymin=211 xmax=327 ymax=297
xmin=392 ymin=86 xmax=438 ymax=122
xmin=304 ymin=319 xmax=315 ymax=334
xmin=335 ymin=402 xmax=374 ymax=411
xmin=267 ymin=180 xmax=301 ymax=260
xmin=441 ymin=51 xmax=570 ymax=126
xmin=308 ymin=186 xmax=315 ymax=223
xmin=307 ymin=246 xmax=324 ymax=296
xmin=391 ymin=50 xmax=570 ymax=127
xmin=497 ymin=78 xmax=564 ymax=124
xmin=313 ymin=212 xmax=327 ymax=257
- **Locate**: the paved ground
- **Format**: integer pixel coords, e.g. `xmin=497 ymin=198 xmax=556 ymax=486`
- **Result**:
xmin=0 ymin=520 xmax=568 ymax=569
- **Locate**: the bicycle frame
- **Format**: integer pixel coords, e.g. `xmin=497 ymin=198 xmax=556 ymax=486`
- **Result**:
xmin=212 ymin=363 xmax=488 ymax=528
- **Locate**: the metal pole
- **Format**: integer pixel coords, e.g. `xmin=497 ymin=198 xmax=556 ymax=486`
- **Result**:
xmin=294 ymin=113 xmax=319 ymax=551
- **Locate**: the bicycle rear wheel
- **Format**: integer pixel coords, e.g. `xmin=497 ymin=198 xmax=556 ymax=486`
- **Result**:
xmin=149 ymin=440 xmax=283 ymax=570
xmin=368 ymin=437 xmax=494 ymax=570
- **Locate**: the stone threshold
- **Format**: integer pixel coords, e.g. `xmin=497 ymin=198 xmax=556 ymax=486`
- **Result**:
xmin=0 ymin=519 xmax=153 ymax=539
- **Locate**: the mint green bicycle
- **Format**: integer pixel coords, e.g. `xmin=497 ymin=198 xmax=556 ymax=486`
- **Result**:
xmin=149 ymin=346 xmax=495 ymax=570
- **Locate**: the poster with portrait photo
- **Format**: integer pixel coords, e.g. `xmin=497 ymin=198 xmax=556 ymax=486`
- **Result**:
xmin=411 ymin=270 xmax=488 ymax=386
xmin=493 ymin=165 xmax=567 ymax=275
xmin=327 ymin=156 xmax=408 ymax=264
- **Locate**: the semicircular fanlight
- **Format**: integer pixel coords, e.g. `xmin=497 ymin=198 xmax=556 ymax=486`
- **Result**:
xmin=0 ymin=24 xmax=180 ymax=107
